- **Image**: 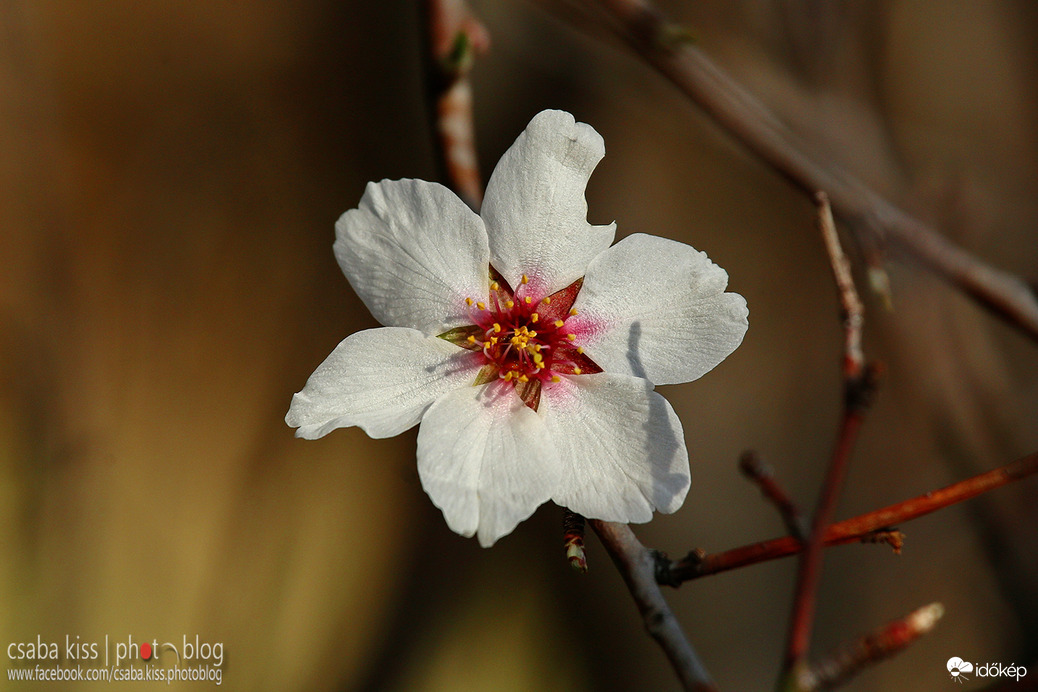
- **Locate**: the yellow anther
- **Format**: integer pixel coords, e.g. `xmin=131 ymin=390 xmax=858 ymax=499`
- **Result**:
xmin=491 ymin=281 xmax=500 ymax=291
xmin=503 ymin=371 xmax=514 ymax=381
xmin=466 ymin=335 xmax=477 ymax=344
xmin=518 ymin=374 xmax=529 ymax=383
xmin=465 ymin=297 xmax=473 ymax=306
xmin=521 ymin=274 xmax=529 ymax=284
xmin=569 ymin=308 xmax=579 ymax=316
xmin=551 ymin=375 xmax=560 ymax=383
xmin=576 ymin=346 xmax=583 ymax=354
xmin=534 ymin=344 xmax=542 ymax=352
xmin=493 ymin=323 xmax=502 ymax=333
xmin=528 ymin=330 xmax=537 ymax=337
xmin=524 ymin=296 xmax=532 ymax=304
xmin=572 ymin=367 xmax=582 ymax=375
xmin=567 ymin=333 xmax=576 ymax=341
xmin=554 ymin=320 xmax=565 ymax=328
xmin=505 ymin=300 xmax=515 ymax=309
xmin=489 ymin=336 xmax=498 ymax=345
xmin=476 ymin=301 xmax=486 ymax=310
xmin=542 ymin=297 xmax=551 ymax=305
xmin=530 ymin=313 xmax=539 ymax=323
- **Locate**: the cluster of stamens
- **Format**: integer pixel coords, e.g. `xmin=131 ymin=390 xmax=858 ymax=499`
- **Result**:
xmin=440 ymin=268 xmax=601 ymax=409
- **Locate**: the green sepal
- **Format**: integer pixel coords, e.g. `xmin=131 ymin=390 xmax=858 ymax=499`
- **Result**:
xmin=472 ymin=364 xmax=499 ymax=386
xmin=437 ymin=324 xmax=484 ymax=351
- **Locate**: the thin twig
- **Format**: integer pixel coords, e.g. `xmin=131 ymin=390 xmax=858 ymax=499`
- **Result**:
xmin=740 ymin=450 xmax=806 ymax=540
xmin=424 ymin=0 xmax=488 ymax=210
xmin=781 ymin=194 xmax=874 ymax=683
xmin=664 ymin=450 xmax=1038 ymax=582
xmin=590 ymin=520 xmax=718 ymax=692
xmin=543 ymin=0 xmax=1038 ymax=343
xmin=817 ymin=192 xmax=864 ymax=381
xmin=797 ymin=603 xmax=944 ymax=691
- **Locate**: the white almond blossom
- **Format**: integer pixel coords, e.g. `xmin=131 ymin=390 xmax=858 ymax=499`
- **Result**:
xmin=286 ymin=110 xmax=748 ymax=546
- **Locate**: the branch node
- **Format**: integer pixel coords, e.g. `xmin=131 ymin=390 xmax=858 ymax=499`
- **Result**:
xmin=844 ymin=361 xmax=882 ymax=413
xmin=651 ymin=549 xmax=682 ymax=588
xmin=860 ymin=528 xmax=905 ymax=555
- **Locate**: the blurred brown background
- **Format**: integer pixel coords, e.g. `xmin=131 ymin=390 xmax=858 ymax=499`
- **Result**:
xmin=2 ymin=1 xmax=1038 ymax=690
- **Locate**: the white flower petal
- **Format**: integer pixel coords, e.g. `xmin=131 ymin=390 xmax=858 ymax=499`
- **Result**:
xmin=543 ymin=373 xmax=689 ymax=522
xmin=417 ymin=383 xmax=558 ymax=547
xmin=286 ymin=327 xmax=482 ymax=440
xmin=335 ymin=179 xmax=490 ymax=335
xmin=571 ymin=233 xmax=748 ymax=386
xmin=481 ymin=110 xmax=616 ymax=296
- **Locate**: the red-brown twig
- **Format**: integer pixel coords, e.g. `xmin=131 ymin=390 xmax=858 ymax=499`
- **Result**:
xmin=541 ymin=0 xmax=1038 ymax=343
xmin=796 ymin=603 xmax=945 ymax=691
xmin=665 ymin=450 xmax=1038 ymax=582
xmin=590 ymin=521 xmax=718 ymax=692
xmin=424 ymin=0 xmax=489 ymax=210
xmin=781 ymin=195 xmax=875 ymax=683
xmin=740 ymin=450 xmax=806 ymax=540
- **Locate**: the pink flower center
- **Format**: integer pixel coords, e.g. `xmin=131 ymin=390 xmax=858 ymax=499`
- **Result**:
xmin=438 ymin=268 xmax=602 ymax=410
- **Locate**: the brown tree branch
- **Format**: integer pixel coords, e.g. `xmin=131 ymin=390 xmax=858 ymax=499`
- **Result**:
xmin=543 ymin=0 xmax=1038 ymax=343
xmin=590 ymin=520 xmax=718 ymax=692
xmin=782 ymin=196 xmax=875 ymax=682
xmin=424 ymin=0 xmax=488 ymax=210
xmin=665 ymin=450 xmax=1038 ymax=583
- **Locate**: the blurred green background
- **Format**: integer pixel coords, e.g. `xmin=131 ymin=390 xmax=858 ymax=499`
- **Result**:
xmin=3 ymin=1 xmax=1038 ymax=690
